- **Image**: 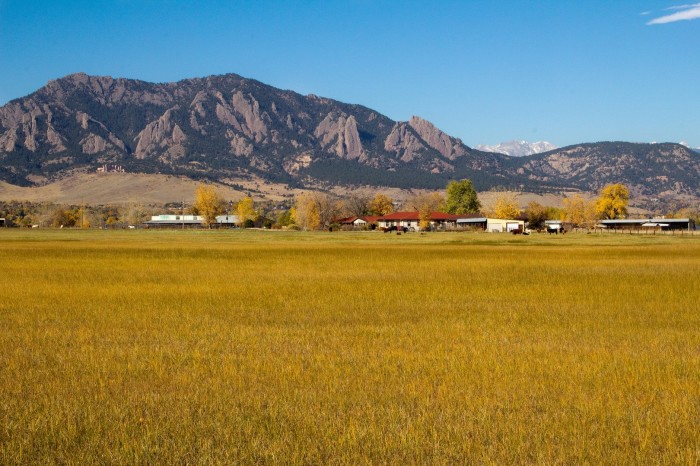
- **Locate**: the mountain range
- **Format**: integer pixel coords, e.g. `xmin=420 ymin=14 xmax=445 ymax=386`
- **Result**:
xmin=476 ymin=140 xmax=558 ymax=157
xmin=1 ymin=72 xmax=698 ymax=203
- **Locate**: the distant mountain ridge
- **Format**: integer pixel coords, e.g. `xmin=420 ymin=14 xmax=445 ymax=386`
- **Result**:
xmin=510 ymin=142 xmax=700 ymax=199
xmin=0 ymin=72 xmax=698 ymax=201
xmin=0 ymin=73 xmax=511 ymax=190
xmin=476 ymin=140 xmax=558 ymax=157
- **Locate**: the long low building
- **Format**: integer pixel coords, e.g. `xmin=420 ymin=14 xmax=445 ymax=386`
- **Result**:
xmin=599 ymin=218 xmax=695 ymax=231
xmin=376 ymin=212 xmax=525 ymax=232
xmin=457 ymin=217 xmax=525 ymax=232
xmin=144 ymin=214 xmax=239 ymax=228
xmin=377 ymin=212 xmax=461 ymax=231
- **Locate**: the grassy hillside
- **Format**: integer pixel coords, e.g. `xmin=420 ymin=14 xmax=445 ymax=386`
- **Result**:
xmin=1 ymin=230 xmax=699 ymax=463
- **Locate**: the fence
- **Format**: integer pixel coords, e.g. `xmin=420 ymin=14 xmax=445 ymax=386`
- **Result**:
xmin=573 ymin=227 xmax=699 ymax=236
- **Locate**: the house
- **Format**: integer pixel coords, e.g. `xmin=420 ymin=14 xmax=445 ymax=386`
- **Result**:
xmin=599 ymin=218 xmax=695 ymax=231
xmin=377 ymin=212 xmax=461 ymax=231
xmin=336 ymin=215 xmax=381 ymax=229
xmin=457 ymin=217 xmax=525 ymax=232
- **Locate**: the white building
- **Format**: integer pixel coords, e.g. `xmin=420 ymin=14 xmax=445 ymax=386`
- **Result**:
xmin=144 ymin=214 xmax=239 ymax=227
xmin=456 ymin=217 xmax=525 ymax=232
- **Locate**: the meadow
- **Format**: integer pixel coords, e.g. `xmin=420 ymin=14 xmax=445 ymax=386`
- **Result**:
xmin=1 ymin=229 xmax=699 ymax=464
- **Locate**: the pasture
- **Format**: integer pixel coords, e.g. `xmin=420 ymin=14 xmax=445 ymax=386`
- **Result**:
xmin=1 ymin=229 xmax=699 ymax=464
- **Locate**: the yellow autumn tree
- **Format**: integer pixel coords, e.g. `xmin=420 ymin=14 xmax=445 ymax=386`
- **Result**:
xmin=76 ymin=207 xmax=91 ymax=229
xmin=194 ymin=184 xmax=224 ymax=228
xmin=369 ymin=193 xmax=394 ymax=216
xmin=564 ymin=194 xmax=599 ymax=228
xmin=491 ymin=193 xmax=520 ymax=219
xmin=596 ymin=183 xmax=629 ymax=219
xmin=293 ymin=193 xmax=322 ymax=230
xmin=236 ymin=196 xmax=257 ymax=227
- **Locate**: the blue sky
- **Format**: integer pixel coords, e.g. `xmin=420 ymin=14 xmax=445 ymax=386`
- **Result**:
xmin=1 ymin=0 xmax=698 ymax=148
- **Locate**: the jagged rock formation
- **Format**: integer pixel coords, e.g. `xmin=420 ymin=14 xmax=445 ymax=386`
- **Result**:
xmin=0 ymin=72 xmax=698 ymax=199
xmin=314 ymin=112 xmax=364 ymax=159
xmin=134 ymin=108 xmax=187 ymax=161
xmin=408 ymin=116 xmax=466 ymax=160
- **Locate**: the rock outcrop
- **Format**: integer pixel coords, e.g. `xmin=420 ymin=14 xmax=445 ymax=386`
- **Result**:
xmin=314 ymin=112 xmax=364 ymax=159
xmin=134 ymin=108 xmax=187 ymax=159
xmin=384 ymin=122 xmax=428 ymax=162
xmin=408 ymin=116 xmax=466 ymax=160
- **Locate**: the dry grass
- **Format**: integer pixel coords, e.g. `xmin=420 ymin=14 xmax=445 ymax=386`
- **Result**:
xmin=1 ymin=229 xmax=699 ymax=464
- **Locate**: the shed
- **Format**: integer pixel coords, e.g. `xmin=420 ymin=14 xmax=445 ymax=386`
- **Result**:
xmin=457 ymin=217 xmax=525 ymax=232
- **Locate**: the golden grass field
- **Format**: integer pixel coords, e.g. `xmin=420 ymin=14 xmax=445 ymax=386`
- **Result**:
xmin=1 ymin=229 xmax=699 ymax=464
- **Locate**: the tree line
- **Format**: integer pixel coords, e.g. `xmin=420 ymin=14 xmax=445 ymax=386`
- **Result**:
xmin=2 ymin=181 xmax=698 ymax=230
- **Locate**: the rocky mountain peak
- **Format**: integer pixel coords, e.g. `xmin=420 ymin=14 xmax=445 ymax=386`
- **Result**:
xmin=408 ymin=116 xmax=467 ymax=160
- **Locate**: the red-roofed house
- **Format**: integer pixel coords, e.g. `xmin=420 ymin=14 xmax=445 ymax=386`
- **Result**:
xmin=336 ymin=215 xmax=382 ymax=229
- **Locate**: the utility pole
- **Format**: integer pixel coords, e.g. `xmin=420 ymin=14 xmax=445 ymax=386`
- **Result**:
xmin=182 ymin=200 xmax=185 ymax=230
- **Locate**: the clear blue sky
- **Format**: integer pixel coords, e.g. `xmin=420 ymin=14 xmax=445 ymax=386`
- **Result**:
xmin=1 ymin=0 xmax=698 ymax=148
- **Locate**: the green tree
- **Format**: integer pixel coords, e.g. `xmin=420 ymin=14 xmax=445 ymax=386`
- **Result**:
xmin=525 ymin=202 xmax=548 ymax=230
xmin=194 ymin=184 xmax=225 ymax=228
xmin=595 ymin=183 xmax=630 ymax=219
xmin=276 ymin=209 xmax=294 ymax=228
xmin=444 ymin=179 xmax=481 ymax=214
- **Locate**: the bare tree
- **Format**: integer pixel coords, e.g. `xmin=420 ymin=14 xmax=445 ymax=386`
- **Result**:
xmin=342 ymin=191 xmax=372 ymax=217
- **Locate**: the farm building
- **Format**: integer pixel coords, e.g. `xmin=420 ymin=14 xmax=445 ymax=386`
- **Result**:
xmin=377 ymin=212 xmax=461 ymax=231
xmin=0 ymin=218 xmax=5 ymax=227
xmin=457 ymin=217 xmax=525 ymax=232
xmin=216 ymin=214 xmax=239 ymax=226
xmin=544 ymin=220 xmax=573 ymax=233
xmin=599 ymin=218 xmax=695 ymax=231
xmin=144 ymin=214 xmax=239 ymax=228
xmin=336 ymin=215 xmax=381 ymax=229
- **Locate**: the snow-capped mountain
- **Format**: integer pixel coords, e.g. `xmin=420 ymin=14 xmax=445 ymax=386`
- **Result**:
xmin=476 ymin=140 xmax=558 ymax=157
xmin=679 ymin=141 xmax=700 ymax=152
